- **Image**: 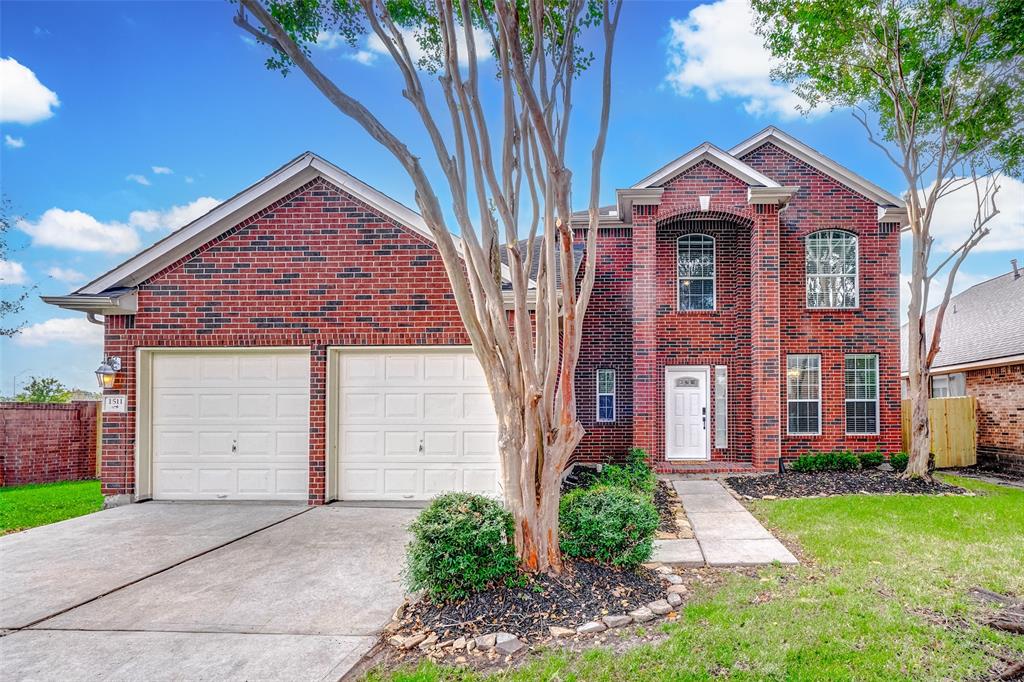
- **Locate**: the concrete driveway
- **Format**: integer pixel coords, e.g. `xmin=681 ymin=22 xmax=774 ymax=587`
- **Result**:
xmin=0 ymin=502 xmax=418 ymax=681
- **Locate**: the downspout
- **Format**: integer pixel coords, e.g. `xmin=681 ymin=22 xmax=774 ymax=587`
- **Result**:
xmin=86 ymin=313 xmax=104 ymax=325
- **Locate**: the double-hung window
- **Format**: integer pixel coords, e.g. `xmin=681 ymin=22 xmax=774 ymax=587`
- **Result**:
xmin=806 ymin=230 xmax=858 ymax=308
xmin=845 ymin=354 xmax=879 ymax=434
xmin=677 ymin=234 xmax=715 ymax=311
xmin=786 ymin=354 xmax=821 ymax=435
xmin=596 ymin=369 xmax=616 ymax=422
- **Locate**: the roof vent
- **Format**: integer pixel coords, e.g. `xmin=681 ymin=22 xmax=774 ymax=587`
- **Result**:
xmin=1012 ymin=258 xmax=1020 ymax=280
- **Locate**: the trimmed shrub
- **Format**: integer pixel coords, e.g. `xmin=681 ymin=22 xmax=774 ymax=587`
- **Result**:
xmin=857 ymin=450 xmax=885 ymax=468
xmin=559 ymin=485 xmax=658 ymax=567
xmin=598 ymin=447 xmax=656 ymax=497
xmin=889 ymin=452 xmax=909 ymax=472
xmin=406 ymin=492 xmax=518 ymax=600
xmin=790 ymin=450 xmax=861 ymax=473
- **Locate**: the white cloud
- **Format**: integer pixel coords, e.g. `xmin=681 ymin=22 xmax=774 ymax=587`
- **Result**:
xmin=316 ymin=30 xmax=348 ymax=51
xmin=152 ymin=165 xmax=173 ymax=175
xmin=127 ymin=196 xmax=219 ymax=232
xmin=0 ymin=57 xmax=60 ymax=124
xmin=13 ymin=317 xmax=103 ymax=347
xmin=46 ymin=266 xmax=86 ymax=282
xmin=185 ymin=176 xmax=195 ymax=184
xmin=17 ymin=195 xmax=221 ymax=253
xmin=0 ymin=260 xmax=28 ymax=285
xmin=922 ymin=175 xmax=1024 ymax=253
xmin=17 ymin=208 xmax=142 ymax=253
xmin=5 ymin=134 xmax=25 ymax=148
xmin=126 ymin=173 xmax=151 ymax=186
xmin=664 ymin=0 xmax=806 ymax=120
xmin=366 ymin=25 xmax=492 ymax=68
xmin=345 ymin=50 xmax=379 ymax=66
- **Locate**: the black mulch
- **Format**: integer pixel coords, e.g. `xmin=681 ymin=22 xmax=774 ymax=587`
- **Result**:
xmin=397 ymin=560 xmax=666 ymax=641
xmin=725 ymin=468 xmax=966 ymax=499
xmin=947 ymin=463 xmax=1024 ymax=485
xmin=654 ymin=480 xmax=678 ymax=534
xmin=560 ymin=465 xmax=599 ymax=494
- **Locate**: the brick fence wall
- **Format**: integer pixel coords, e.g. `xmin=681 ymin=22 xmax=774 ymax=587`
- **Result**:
xmin=0 ymin=402 xmax=98 ymax=487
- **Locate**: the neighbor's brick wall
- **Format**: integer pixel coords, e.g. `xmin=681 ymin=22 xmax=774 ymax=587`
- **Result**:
xmin=966 ymin=363 xmax=1024 ymax=474
xmin=101 ymin=178 xmax=469 ymax=504
xmin=0 ymin=401 xmax=98 ymax=486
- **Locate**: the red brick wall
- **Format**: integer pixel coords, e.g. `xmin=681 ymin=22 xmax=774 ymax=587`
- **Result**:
xmin=101 ymin=178 xmax=469 ymax=504
xmin=0 ymin=402 xmax=98 ymax=486
xmin=966 ymin=363 xmax=1024 ymax=474
xmin=741 ymin=143 xmax=902 ymax=459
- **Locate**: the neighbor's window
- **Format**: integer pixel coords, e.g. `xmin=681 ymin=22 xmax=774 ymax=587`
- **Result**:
xmin=931 ymin=372 xmax=966 ymax=398
xmin=786 ymin=354 xmax=821 ymax=435
xmin=845 ymin=354 xmax=879 ymax=434
xmin=597 ymin=369 xmax=616 ymax=422
xmin=806 ymin=230 xmax=858 ymax=308
xmin=677 ymin=234 xmax=715 ymax=311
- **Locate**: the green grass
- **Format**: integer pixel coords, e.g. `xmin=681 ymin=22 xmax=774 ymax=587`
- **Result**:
xmin=0 ymin=480 xmax=103 ymax=534
xmin=368 ymin=476 xmax=1024 ymax=681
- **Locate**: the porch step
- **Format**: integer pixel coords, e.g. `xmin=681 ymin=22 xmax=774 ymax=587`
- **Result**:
xmin=656 ymin=461 xmax=764 ymax=476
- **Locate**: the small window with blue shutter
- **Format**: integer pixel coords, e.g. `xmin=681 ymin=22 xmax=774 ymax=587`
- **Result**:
xmin=596 ymin=369 xmax=615 ymax=422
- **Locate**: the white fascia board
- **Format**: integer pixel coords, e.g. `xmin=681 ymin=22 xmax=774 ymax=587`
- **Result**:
xmin=901 ymin=353 xmax=1024 ymax=377
xmin=73 ymin=151 xmax=518 ymax=296
xmin=633 ymin=142 xmax=780 ymax=190
xmin=730 ymin=127 xmax=905 ymax=208
xmin=41 ymin=291 xmax=138 ymax=315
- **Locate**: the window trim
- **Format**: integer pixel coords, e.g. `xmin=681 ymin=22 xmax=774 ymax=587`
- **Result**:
xmin=677 ymin=233 xmax=716 ymax=312
xmin=805 ymin=229 xmax=860 ymax=310
xmin=845 ymin=353 xmax=880 ymax=436
xmin=786 ymin=354 xmax=822 ymax=436
xmin=596 ymin=369 xmax=616 ymax=423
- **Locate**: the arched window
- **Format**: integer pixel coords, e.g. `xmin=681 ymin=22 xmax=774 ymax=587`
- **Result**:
xmin=677 ymin=234 xmax=715 ymax=311
xmin=806 ymin=230 xmax=858 ymax=308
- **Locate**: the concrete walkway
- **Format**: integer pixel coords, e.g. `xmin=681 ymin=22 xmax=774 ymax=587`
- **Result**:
xmin=652 ymin=480 xmax=798 ymax=567
xmin=0 ymin=502 xmax=417 ymax=681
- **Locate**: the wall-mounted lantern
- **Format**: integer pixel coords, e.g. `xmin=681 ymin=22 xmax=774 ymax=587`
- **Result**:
xmin=95 ymin=356 xmax=122 ymax=390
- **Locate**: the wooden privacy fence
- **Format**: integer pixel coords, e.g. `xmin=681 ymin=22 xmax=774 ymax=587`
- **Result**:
xmin=901 ymin=396 xmax=977 ymax=468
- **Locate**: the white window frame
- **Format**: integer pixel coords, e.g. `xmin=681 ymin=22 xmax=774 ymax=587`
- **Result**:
xmin=596 ymin=369 xmax=616 ymax=422
xmin=805 ymin=230 xmax=859 ymax=309
xmin=677 ymin=233 xmax=716 ymax=311
xmin=931 ymin=372 xmax=966 ymax=398
xmin=786 ymin=354 xmax=822 ymax=436
xmin=845 ymin=353 xmax=880 ymax=435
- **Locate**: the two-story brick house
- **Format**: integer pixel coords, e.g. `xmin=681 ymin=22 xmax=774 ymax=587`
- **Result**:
xmin=46 ymin=127 xmax=905 ymax=506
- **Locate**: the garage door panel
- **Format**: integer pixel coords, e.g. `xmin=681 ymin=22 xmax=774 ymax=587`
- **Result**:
xmin=337 ymin=349 xmax=499 ymax=501
xmin=151 ymin=351 xmax=309 ymax=501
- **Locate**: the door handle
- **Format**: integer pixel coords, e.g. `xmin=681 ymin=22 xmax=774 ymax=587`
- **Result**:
xmin=231 ymin=439 xmax=238 ymax=453
xmin=418 ymin=440 xmax=424 ymax=453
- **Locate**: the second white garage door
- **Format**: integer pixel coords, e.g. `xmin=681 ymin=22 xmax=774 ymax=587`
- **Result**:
xmin=151 ymin=351 xmax=310 ymax=501
xmin=336 ymin=349 xmax=500 ymax=500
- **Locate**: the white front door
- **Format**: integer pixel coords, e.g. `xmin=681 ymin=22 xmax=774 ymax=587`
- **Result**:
xmin=665 ymin=367 xmax=709 ymax=460
xmin=336 ymin=349 xmax=500 ymax=501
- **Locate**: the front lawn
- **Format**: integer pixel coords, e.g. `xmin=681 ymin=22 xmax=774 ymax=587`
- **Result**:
xmin=368 ymin=475 xmax=1024 ymax=681
xmin=0 ymin=480 xmax=103 ymax=534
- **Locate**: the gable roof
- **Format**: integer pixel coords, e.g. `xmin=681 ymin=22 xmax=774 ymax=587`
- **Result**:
xmin=633 ymin=142 xmax=780 ymax=189
xmin=498 ymin=237 xmax=586 ymax=291
xmin=730 ymin=126 xmax=905 ymax=209
xmin=900 ymin=269 xmax=1024 ymax=372
xmin=45 ymin=152 xmax=521 ymax=314
xmin=73 ymin=152 xmax=434 ymax=297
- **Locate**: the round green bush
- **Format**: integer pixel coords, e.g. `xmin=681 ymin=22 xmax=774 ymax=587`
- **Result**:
xmin=406 ymin=492 xmax=518 ymax=600
xmin=889 ymin=452 xmax=909 ymax=472
xmin=857 ymin=450 xmax=885 ymax=468
xmin=559 ymin=485 xmax=658 ymax=567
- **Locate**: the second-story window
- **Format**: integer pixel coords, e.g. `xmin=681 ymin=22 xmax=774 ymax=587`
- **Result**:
xmin=806 ymin=230 xmax=859 ymax=308
xmin=678 ymin=233 xmax=715 ymax=311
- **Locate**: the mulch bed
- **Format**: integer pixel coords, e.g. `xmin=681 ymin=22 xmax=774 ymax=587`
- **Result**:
xmin=654 ymin=479 xmax=679 ymax=534
xmin=946 ymin=464 xmax=1024 ymax=486
xmin=725 ymin=468 xmax=967 ymax=499
xmin=394 ymin=559 xmax=667 ymax=641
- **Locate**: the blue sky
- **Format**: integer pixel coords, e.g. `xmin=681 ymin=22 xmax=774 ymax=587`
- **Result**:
xmin=1 ymin=0 xmax=1021 ymax=395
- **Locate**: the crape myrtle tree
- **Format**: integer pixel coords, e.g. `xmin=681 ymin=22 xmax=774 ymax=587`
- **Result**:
xmin=232 ymin=0 xmax=622 ymax=572
xmin=751 ymin=0 xmax=1023 ymax=479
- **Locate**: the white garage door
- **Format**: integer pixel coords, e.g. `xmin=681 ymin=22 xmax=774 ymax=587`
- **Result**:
xmin=151 ymin=351 xmax=310 ymax=501
xmin=337 ymin=349 xmax=500 ymax=500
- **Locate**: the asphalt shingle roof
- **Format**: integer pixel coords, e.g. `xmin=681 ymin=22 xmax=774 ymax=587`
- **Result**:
xmin=900 ymin=269 xmax=1024 ymax=371
xmin=498 ymin=237 xmax=586 ymax=290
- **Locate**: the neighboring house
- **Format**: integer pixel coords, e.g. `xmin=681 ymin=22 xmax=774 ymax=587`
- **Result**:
xmin=45 ymin=127 xmax=906 ymax=506
xmin=900 ymin=267 xmax=1024 ymax=474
